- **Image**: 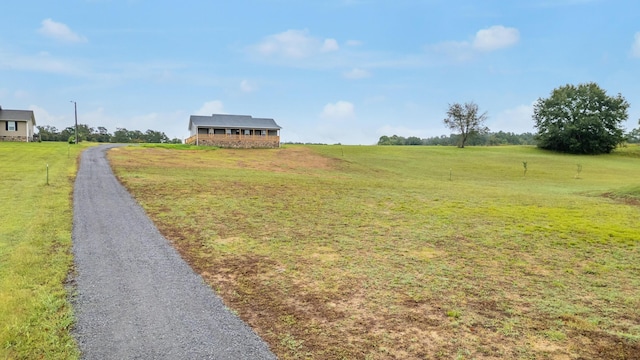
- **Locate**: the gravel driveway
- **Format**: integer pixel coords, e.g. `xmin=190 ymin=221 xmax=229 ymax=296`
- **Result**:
xmin=71 ymin=144 xmax=276 ymax=359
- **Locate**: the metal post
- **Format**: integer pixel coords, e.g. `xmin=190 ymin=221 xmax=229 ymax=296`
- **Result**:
xmin=74 ymin=101 xmax=78 ymax=144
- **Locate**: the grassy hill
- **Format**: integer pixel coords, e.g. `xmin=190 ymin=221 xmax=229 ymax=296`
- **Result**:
xmin=10 ymin=142 xmax=637 ymax=358
xmin=107 ymin=144 xmax=638 ymax=359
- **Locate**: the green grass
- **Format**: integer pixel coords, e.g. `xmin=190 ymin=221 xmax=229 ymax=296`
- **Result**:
xmin=109 ymin=144 xmax=640 ymax=359
xmin=0 ymin=142 xmax=85 ymax=359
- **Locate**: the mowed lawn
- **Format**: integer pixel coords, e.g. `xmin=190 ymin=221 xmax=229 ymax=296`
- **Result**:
xmin=0 ymin=142 xmax=84 ymax=359
xmin=109 ymin=144 xmax=640 ymax=360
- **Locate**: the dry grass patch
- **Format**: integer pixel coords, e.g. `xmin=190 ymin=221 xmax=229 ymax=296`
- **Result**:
xmin=109 ymin=145 xmax=640 ymax=359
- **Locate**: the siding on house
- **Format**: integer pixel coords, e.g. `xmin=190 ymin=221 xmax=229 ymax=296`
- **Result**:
xmin=0 ymin=108 xmax=36 ymax=142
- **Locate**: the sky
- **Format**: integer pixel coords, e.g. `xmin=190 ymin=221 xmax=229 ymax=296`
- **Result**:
xmin=1 ymin=0 xmax=639 ymax=144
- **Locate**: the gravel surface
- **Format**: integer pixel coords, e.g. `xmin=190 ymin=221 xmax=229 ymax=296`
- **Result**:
xmin=71 ymin=144 xmax=276 ymax=360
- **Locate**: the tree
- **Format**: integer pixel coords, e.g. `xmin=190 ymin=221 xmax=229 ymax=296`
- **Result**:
xmin=143 ymin=129 xmax=169 ymax=143
xmin=36 ymin=125 xmax=60 ymax=141
xmin=92 ymin=126 xmax=112 ymax=142
xmin=443 ymin=102 xmax=489 ymax=148
xmin=626 ymin=127 xmax=640 ymax=144
xmin=128 ymin=130 xmax=145 ymax=143
xmin=76 ymin=124 xmax=94 ymax=142
xmin=60 ymin=127 xmax=76 ymax=142
xmin=533 ymin=83 xmax=629 ymax=154
xmin=406 ymin=136 xmax=423 ymax=145
xmin=112 ymin=128 xmax=131 ymax=143
xmin=377 ymin=135 xmax=392 ymax=145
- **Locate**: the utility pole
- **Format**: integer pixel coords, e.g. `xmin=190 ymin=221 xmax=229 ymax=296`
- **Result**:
xmin=71 ymin=101 xmax=78 ymax=144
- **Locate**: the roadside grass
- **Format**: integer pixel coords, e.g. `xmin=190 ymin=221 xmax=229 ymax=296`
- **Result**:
xmin=108 ymin=144 xmax=640 ymax=359
xmin=0 ymin=142 xmax=84 ymax=359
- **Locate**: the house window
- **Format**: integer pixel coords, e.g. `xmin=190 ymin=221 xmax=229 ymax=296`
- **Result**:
xmin=6 ymin=121 xmax=17 ymax=131
xmin=244 ymin=129 xmax=250 ymax=135
xmin=261 ymin=130 xmax=266 ymax=136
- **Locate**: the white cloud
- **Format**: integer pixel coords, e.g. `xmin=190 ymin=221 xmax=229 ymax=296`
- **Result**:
xmin=322 ymin=38 xmax=339 ymax=52
xmin=321 ymin=101 xmax=355 ymax=119
xmin=38 ymin=19 xmax=87 ymax=43
xmin=250 ymin=29 xmax=339 ymax=59
xmin=632 ymin=32 xmax=640 ymax=58
xmin=240 ymin=79 xmax=257 ymax=93
xmin=427 ymin=25 xmax=520 ymax=63
xmin=472 ymin=25 xmax=520 ymax=52
xmin=343 ymin=68 xmax=371 ymax=79
xmin=195 ymin=100 xmax=225 ymax=115
xmin=490 ymin=103 xmax=536 ymax=134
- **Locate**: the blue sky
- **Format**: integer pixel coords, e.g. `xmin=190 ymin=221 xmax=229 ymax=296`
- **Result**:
xmin=1 ymin=0 xmax=639 ymax=144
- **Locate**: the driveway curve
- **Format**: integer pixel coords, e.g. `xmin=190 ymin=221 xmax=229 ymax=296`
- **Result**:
xmin=72 ymin=144 xmax=276 ymax=360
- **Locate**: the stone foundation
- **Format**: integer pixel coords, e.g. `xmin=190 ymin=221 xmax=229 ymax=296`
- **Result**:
xmin=186 ymin=135 xmax=280 ymax=148
xmin=0 ymin=136 xmax=29 ymax=142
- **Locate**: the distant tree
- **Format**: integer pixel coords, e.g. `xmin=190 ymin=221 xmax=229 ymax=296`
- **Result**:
xmin=36 ymin=125 xmax=60 ymax=141
xmin=626 ymin=127 xmax=640 ymax=144
xmin=36 ymin=123 xmax=180 ymax=143
xmin=406 ymin=136 xmax=423 ymax=145
xmin=378 ymin=135 xmax=392 ymax=145
xmin=533 ymin=82 xmax=629 ymax=154
xmin=389 ymin=135 xmax=404 ymax=145
xmin=378 ymin=132 xmax=535 ymax=146
xmin=60 ymin=127 xmax=76 ymax=142
xmin=112 ymin=128 xmax=131 ymax=143
xmin=443 ymin=102 xmax=489 ymax=148
xmin=143 ymin=129 xmax=169 ymax=143
xmin=129 ymin=130 xmax=145 ymax=143
xmin=92 ymin=126 xmax=112 ymax=142
xmin=76 ymin=124 xmax=94 ymax=142
xmin=424 ymin=134 xmax=458 ymax=146
xmin=378 ymin=135 xmax=407 ymax=145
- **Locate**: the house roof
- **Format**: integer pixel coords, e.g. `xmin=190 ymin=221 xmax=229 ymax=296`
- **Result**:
xmin=0 ymin=109 xmax=36 ymax=125
xmin=189 ymin=114 xmax=281 ymax=130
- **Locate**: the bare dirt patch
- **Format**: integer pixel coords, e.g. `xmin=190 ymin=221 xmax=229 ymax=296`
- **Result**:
xmin=602 ymin=192 xmax=640 ymax=207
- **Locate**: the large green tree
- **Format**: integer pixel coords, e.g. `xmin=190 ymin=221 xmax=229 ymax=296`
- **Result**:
xmin=533 ymin=83 xmax=629 ymax=154
xmin=443 ymin=102 xmax=489 ymax=148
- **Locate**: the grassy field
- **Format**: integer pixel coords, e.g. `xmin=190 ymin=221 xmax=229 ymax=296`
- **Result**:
xmin=0 ymin=142 xmax=84 ymax=359
xmin=108 ymin=144 xmax=640 ymax=359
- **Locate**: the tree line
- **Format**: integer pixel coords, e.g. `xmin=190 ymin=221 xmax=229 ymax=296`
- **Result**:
xmin=378 ymin=132 xmax=536 ymax=146
xmin=36 ymin=124 xmax=182 ymax=144
xmin=381 ymin=82 xmax=640 ymax=154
